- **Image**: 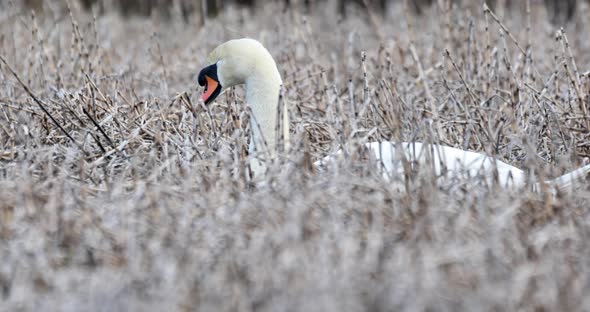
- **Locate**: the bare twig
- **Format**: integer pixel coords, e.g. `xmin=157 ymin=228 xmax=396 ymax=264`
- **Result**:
xmin=0 ymin=54 xmax=85 ymax=153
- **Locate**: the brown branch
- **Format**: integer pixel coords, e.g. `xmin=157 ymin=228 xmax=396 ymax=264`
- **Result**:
xmin=0 ymin=54 xmax=86 ymax=154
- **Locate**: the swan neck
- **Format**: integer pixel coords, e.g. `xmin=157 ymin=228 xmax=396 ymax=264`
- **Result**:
xmin=245 ymin=68 xmax=283 ymax=177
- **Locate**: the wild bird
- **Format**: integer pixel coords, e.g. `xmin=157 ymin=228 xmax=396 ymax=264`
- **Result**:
xmin=197 ymin=38 xmax=590 ymax=192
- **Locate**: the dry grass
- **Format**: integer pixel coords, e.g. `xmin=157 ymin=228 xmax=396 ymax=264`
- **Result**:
xmin=1 ymin=1 xmax=590 ymax=311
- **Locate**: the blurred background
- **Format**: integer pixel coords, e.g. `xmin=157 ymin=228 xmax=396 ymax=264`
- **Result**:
xmin=11 ymin=0 xmax=582 ymax=26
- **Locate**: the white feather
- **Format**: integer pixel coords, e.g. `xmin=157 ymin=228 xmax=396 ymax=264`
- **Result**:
xmin=315 ymin=141 xmax=526 ymax=188
xmin=203 ymin=39 xmax=590 ymax=191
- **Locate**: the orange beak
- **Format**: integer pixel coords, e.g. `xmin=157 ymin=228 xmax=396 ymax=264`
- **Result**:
xmin=202 ymin=75 xmax=219 ymax=103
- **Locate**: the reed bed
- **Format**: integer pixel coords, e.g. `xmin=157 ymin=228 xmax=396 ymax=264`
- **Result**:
xmin=1 ymin=1 xmax=590 ymax=311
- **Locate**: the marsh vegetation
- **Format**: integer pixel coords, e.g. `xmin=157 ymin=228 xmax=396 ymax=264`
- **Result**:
xmin=1 ymin=0 xmax=590 ymax=310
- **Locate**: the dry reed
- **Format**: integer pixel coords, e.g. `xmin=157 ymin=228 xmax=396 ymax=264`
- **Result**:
xmin=1 ymin=1 xmax=590 ymax=311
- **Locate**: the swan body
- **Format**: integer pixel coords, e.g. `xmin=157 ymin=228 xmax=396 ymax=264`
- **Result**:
xmin=315 ymin=141 xmax=526 ymax=187
xmin=198 ymin=38 xmax=590 ymax=191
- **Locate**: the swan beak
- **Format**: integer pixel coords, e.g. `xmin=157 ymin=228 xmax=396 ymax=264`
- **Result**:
xmin=202 ymin=75 xmax=220 ymax=104
xmin=198 ymin=63 xmax=222 ymax=105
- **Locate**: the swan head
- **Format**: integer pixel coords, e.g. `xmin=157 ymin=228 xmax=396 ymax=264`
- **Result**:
xmin=198 ymin=38 xmax=282 ymax=104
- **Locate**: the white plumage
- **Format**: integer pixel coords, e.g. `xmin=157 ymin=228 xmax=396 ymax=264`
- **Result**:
xmin=198 ymin=38 xmax=589 ymax=191
xmin=316 ymin=141 xmax=526 ymax=187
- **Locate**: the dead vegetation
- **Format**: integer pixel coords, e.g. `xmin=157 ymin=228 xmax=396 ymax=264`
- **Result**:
xmin=1 ymin=0 xmax=590 ymax=311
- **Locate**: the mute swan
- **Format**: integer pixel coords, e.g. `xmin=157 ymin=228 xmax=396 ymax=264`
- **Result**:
xmin=198 ymin=38 xmax=590 ymax=191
